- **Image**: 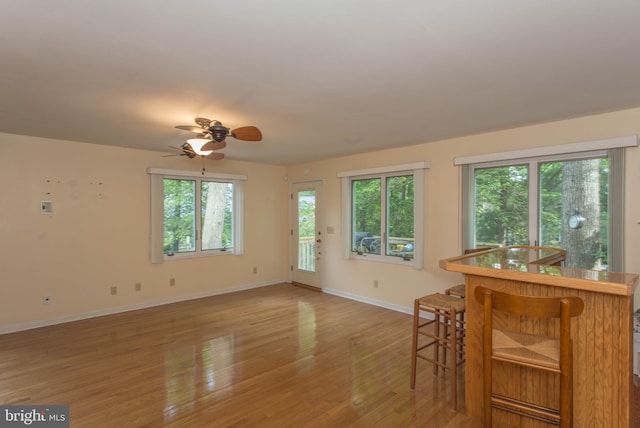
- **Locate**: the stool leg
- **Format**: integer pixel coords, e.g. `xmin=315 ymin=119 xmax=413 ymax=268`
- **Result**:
xmin=433 ymin=309 xmax=441 ymax=375
xmin=410 ymin=299 xmax=419 ymax=389
xmin=559 ymin=345 xmax=573 ymax=428
xmin=442 ymin=310 xmax=449 ymax=373
xmin=458 ymin=312 xmax=465 ymax=363
xmin=450 ymin=309 xmax=457 ymax=410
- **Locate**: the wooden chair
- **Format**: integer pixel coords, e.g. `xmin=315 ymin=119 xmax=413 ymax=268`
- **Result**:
xmin=473 ymin=286 xmax=584 ymax=428
xmin=410 ymin=293 xmax=466 ymax=410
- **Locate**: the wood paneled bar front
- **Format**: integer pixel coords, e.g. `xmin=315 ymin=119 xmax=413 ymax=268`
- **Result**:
xmin=440 ymin=246 xmax=638 ymax=428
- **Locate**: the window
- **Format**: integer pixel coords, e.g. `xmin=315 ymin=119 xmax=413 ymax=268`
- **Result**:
xmin=339 ymin=162 xmax=429 ymax=268
xmin=457 ymin=135 xmax=637 ymax=272
xmin=148 ymin=169 xmax=246 ymax=263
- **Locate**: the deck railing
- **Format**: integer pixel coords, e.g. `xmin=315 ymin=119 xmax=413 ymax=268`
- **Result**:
xmin=298 ymin=236 xmax=316 ymax=272
xmin=298 ymin=235 xmax=415 ymax=272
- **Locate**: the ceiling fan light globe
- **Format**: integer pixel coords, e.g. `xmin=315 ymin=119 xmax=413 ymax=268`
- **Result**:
xmin=187 ymin=138 xmax=214 ymax=155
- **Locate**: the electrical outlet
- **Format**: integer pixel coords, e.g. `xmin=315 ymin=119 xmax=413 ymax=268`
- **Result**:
xmin=135 ymin=282 xmax=142 ymax=291
xmin=110 ymin=286 xmax=117 ymax=296
xmin=170 ymin=277 xmax=176 ymax=286
xmin=43 ymin=296 xmax=52 ymax=305
xmin=373 ymin=280 xmax=379 ymax=288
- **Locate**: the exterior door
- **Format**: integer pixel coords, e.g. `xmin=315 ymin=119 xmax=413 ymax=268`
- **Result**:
xmin=291 ymin=181 xmax=323 ymax=288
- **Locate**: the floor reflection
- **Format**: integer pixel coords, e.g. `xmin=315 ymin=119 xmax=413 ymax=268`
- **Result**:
xmin=296 ymin=301 xmax=317 ymax=373
xmin=163 ymin=335 xmax=235 ymax=421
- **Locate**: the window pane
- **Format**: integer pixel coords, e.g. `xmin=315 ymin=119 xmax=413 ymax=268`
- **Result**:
xmin=386 ymin=175 xmax=414 ymax=259
xmin=539 ymin=157 xmax=608 ymax=270
xmin=201 ymin=181 xmax=233 ymax=251
xmin=164 ymin=178 xmax=196 ymax=254
xmin=297 ymin=190 xmax=316 ymax=272
xmin=474 ymin=165 xmax=529 ymax=247
xmin=352 ymin=178 xmax=381 ymax=254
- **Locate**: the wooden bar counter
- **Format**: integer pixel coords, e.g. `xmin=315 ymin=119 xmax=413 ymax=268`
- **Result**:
xmin=440 ymin=246 xmax=638 ymax=427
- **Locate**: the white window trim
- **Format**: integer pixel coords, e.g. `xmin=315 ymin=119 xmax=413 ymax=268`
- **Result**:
xmin=454 ymin=135 xmax=637 ymax=166
xmin=147 ymin=168 xmax=246 ymax=264
xmin=338 ymin=162 xmax=430 ymax=269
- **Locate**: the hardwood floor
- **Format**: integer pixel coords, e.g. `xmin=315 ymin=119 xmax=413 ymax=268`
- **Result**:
xmin=0 ymin=283 xmax=480 ymax=427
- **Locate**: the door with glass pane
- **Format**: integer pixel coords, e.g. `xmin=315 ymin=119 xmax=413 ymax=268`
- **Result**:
xmin=471 ymin=153 xmax=611 ymax=270
xmin=291 ymin=181 xmax=323 ymax=288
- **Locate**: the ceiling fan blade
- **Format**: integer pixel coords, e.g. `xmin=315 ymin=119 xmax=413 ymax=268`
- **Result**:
xmin=175 ymin=125 xmax=204 ymax=133
xmin=179 ymin=143 xmax=198 ymax=158
xmin=202 ymin=141 xmax=227 ymax=151
xmin=181 ymin=142 xmax=195 ymax=152
xmin=206 ymin=152 xmax=225 ymax=160
xmin=195 ymin=118 xmax=212 ymax=128
xmin=231 ymin=126 xmax=262 ymax=141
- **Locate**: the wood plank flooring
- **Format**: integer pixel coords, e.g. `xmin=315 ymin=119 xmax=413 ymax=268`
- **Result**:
xmin=0 ymin=283 xmax=480 ymax=427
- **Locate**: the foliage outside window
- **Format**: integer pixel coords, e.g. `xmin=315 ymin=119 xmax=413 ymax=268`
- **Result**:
xmin=297 ymin=190 xmax=317 ymax=272
xmin=473 ymin=165 xmax=529 ymax=247
xmin=163 ymin=178 xmax=234 ymax=255
xmin=148 ymin=168 xmax=245 ymax=263
xmin=352 ymin=175 xmax=415 ymax=259
xmin=340 ymin=162 xmax=427 ymax=268
xmin=468 ymin=153 xmax=614 ymax=271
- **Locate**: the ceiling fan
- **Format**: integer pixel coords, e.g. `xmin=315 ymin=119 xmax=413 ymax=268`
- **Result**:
xmin=168 ymin=117 xmax=262 ymax=160
xmin=165 ymin=141 xmax=226 ymax=160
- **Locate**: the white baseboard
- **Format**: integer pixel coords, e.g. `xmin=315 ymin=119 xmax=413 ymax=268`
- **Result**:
xmin=0 ymin=279 xmax=286 ymax=335
xmin=322 ymin=287 xmax=414 ymax=315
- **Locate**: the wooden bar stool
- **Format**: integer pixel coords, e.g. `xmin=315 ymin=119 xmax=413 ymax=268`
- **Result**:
xmin=443 ymin=284 xmax=466 ymax=369
xmin=443 ymin=248 xmax=494 ymax=364
xmin=410 ymin=293 xmax=466 ymax=410
xmin=473 ymin=286 xmax=584 ymax=428
xmin=444 ymin=248 xmax=494 ymax=298
xmin=445 ymin=283 xmax=466 ymax=298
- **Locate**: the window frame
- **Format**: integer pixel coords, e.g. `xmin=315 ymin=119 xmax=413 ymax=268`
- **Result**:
xmin=460 ymin=147 xmax=626 ymax=272
xmin=148 ymin=168 xmax=246 ymax=263
xmin=338 ymin=162 xmax=429 ymax=269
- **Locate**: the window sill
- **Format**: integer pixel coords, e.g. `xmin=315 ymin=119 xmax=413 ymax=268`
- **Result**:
xmin=350 ymin=252 xmax=418 ymax=268
xmin=164 ymin=250 xmax=237 ymax=261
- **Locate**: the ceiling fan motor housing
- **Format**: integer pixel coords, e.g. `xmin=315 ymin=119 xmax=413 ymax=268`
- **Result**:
xmin=209 ymin=121 xmax=229 ymax=142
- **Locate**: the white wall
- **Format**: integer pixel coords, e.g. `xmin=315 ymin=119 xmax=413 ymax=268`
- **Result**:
xmin=0 ymin=133 xmax=290 ymax=332
xmin=286 ymin=107 xmax=640 ymax=312
xmin=2 ymin=106 xmax=639 ymax=332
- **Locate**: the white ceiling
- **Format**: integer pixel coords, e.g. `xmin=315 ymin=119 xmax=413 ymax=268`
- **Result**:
xmin=2 ymin=1 xmax=640 ymax=165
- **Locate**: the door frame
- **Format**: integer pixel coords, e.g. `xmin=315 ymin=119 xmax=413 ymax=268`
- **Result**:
xmin=290 ymin=179 xmax=324 ymax=289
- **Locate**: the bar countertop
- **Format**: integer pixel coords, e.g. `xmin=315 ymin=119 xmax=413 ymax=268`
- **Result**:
xmin=445 ymin=245 xmax=639 ymax=427
xmin=439 ymin=246 xmax=638 ymax=296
